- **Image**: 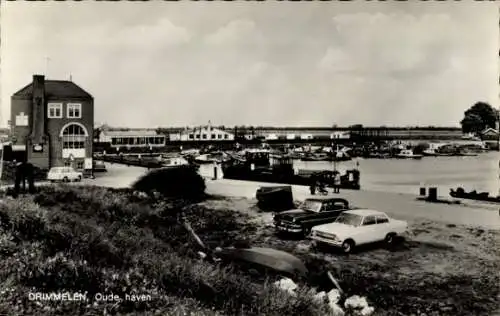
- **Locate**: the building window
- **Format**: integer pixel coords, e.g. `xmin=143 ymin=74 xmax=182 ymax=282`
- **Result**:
xmin=202 ymin=134 xmax=207 ymax=140
xmin=64 ymin=161 xmax=71 ymax=167
xmin=224 ymin=134 xmax=229 ymax=139
xmin=218 ymin=134 xmax=222 ymax=139
xmin=62 ymin=123 xmax=87 ymax=149
xmin=67 ymin=103 xmax=82 ymax=119
xmin=189 ymin=134 xmax=194 ymax=139
xmin=76 ymin=162 xmax=84 ymax=170
xmin=211 ymin=134 xmax=216 ymax=139
xmin=48 ymin=103 xmax=63 ymax=118
xmin=195 ymin=134 xmax=200 ymax=139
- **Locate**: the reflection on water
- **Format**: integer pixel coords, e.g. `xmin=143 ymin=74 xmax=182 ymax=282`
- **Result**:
xmin=294 ymin=152 xmax=500 ymax=195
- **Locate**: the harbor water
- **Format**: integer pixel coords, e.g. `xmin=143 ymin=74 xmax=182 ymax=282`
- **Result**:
xmin=293 ymin=151 xmax=500 ymax=196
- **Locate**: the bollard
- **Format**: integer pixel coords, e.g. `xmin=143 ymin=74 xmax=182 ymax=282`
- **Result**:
xmin=428 ymin=187 xmax=438 ymax=201
xmin=419 ymin=187 xmax=426 ymax=196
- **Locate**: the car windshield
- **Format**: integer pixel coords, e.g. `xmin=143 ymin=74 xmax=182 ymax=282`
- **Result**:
xmin=300 ymin=200 xmax=322 ymax=212
xmin=335 ymin=213 xmax=363 ymax=226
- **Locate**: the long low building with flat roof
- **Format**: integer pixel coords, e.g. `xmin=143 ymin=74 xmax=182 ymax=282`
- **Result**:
xmin=249 ymin=126 xmax=463 ymax=141
xmin=97 ymin=128 xmax=166 ymax=148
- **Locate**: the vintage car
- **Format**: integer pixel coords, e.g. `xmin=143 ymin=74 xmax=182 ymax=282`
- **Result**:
xmin=310 ymin=209 xmax=408 ymax=254
xmin=273 ymin=197 xmax=349 ymax=236
xmin=47 ymin=167 xmax=83 ymax=182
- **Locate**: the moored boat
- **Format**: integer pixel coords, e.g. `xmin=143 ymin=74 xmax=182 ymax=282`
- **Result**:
xmin=301 ymin=153 xmax=329 ymax=161
xmin=396 ymin=149 xmax=423 ymax=159
xmin=422 ymin=149 xmax=453 ymax=157
xmin=450 ymin=187 xmax=500 ymax=203
xmin=162 ymin=156 xmax=189 ymax=167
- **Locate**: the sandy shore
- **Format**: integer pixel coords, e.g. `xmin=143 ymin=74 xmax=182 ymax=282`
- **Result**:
xmin=205 ymin=178 xmax=500 ymax=230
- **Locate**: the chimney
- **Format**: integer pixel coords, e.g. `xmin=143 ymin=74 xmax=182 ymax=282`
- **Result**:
xmin=30 ymin=74 xmax=46 ymax=144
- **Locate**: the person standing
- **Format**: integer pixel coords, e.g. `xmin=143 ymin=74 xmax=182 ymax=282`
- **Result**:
xmin=310 ymin=174 xmax=317 ymax=195
xmin=333 ymin=172 xmax=341 ymax=193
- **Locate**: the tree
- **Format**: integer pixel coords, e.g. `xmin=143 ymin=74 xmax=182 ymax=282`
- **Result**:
xmin=460 ymin=102 xmax=498 ymax=134
xmin=460 ymin=114 xmax=484 ymax=134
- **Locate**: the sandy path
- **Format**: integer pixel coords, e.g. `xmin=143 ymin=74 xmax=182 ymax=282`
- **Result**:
xmin=205 ymin=179 xmax=500 ymax=230
xmin=67 ymin=162 xmax=499 ymax=230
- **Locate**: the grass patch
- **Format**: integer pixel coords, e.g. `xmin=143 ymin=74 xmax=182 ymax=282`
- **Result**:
xmin=0 ymin=186 xmax=327 ymax=316
xmin=0 ymin=185 xmax=497 ymax=315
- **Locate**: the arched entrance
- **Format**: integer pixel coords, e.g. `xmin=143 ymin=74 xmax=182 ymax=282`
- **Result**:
xmin=60 ymin=123 xmax=89 ymax=169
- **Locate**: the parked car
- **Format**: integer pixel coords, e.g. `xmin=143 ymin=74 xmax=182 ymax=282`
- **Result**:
xmin=273 ymin=197 xmax=349 ymax=237
xmin=93 ymin=160 xmax=107 ymax=172
xmin=310 ymin=209 xmax=408 ymax=254
xmin=47 ymin=167 xmax=83 ymax=182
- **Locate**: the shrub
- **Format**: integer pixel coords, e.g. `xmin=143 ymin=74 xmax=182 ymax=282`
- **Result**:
xmin=131 ymin=165 xmax=206 ymax=200
xmin=0 ymin=199 xmax=48 ymax=240
xmin=0 ymin=161 xmax=47 ymax=185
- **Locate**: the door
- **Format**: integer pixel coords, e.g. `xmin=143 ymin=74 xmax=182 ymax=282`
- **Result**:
xmin=358 ymin=215 xmax=378 ymax=244
xmin=375 ymin=215 xmax=390 ymax=241
xmin=314 ymin=201 xmax=344 ymax=225
xmin=301 ymin=202 xmax=332 ymax=227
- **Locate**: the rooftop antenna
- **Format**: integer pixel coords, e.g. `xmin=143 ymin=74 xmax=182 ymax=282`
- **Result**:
xmin=69 ymin=73 xmax=72 ymax=81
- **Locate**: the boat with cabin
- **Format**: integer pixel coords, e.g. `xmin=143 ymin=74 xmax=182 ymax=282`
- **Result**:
xmin=222 ymin=149 xmax=361 ymax=190
xmin=162 ymin=156 xmax=190 ymax=167
xmin=194 ymin=152 xmax=230 ymax=164
xmin=301 ymin=153 xmax=329 ymax=161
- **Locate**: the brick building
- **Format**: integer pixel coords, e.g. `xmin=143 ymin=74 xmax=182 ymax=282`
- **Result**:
xmin=10 ymin=75 xmax=94 ymax=171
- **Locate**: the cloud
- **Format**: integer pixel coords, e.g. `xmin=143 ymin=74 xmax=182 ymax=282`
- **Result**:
xmin=319 ymin=12 xmax=459 ymax=76
xmin=318 ymin=47 xmax=356 ymax=73
xmin=116 ymin=18 xmax=192 ymax=48
xmin=1 ymin=3 xmax=497 ymax=128
xmin=204 ymin=19 xmax=259 ymax=46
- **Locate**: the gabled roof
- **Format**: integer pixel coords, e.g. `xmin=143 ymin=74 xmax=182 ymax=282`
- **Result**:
xmin=481 ymin=127 xmax=499 ymax=135
xmin=12 ymin=80 xmax=92 ymax=99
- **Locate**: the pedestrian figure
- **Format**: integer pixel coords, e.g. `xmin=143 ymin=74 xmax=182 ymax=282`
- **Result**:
xmin=333 ymin=172 xmax=341 ymax=193
xmin=310 ymin=175 xmax=317 ymax=195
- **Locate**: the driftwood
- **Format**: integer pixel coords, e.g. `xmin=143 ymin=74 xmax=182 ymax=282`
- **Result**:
xmin=327 ymin=270 xmax=344 ymax=295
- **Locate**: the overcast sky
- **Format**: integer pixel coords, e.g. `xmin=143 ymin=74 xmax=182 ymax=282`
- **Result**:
xmin=1 ymin=2 xmax=498 ymax=128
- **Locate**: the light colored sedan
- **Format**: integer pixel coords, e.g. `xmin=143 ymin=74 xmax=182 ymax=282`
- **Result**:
xmin=310 ymin=209 xmax=408 ymax=254
xmin=47 ymin=167 xmax=83 ymax=183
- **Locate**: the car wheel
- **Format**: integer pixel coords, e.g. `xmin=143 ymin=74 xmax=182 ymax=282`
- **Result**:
xmin=341 ymin=239 xmax=354 ymax=254
xmin=385 ymin=233 xmax=397 ymax=245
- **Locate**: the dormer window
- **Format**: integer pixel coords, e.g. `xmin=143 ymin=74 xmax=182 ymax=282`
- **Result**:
xmin=48 ymin=103 xmax=63 ymax=118
xmin=67 ymin=103 xmax=82 ymax=119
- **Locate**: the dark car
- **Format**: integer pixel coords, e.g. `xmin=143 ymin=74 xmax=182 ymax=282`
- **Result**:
xmin=273 ymin=197 xmax=349 ymax=237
